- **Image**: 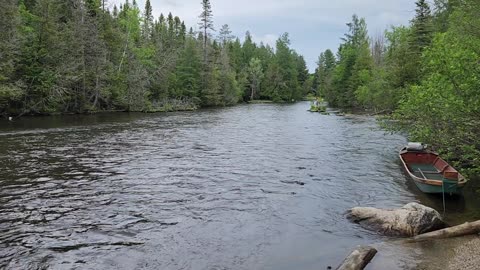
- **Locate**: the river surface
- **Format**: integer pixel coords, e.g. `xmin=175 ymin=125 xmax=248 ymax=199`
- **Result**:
xmin=1 ymin=102 xmax=479 ymax=270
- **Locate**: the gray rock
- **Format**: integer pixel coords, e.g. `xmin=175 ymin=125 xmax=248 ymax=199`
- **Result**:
xmin=347 ymin=202 xmax=446 ymax=237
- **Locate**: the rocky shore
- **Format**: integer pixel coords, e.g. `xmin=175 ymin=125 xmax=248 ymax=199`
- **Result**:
xmin=344 ymin=203 xmax=480 ymax=270
xmin=446 ymin=236 xmax=480 ymax=270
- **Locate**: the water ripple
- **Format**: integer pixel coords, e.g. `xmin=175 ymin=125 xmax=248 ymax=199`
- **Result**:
xmin=0 ymin=103 xmax=418 ymax=270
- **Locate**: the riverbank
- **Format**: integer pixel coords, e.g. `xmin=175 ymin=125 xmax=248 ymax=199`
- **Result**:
xmin=3 ymin=99 xmax=293 ymax=119
xmin=413 ymin=235 xmax=480 ymax=270
xmin=447 ymin=236 xmax=480 ymax=270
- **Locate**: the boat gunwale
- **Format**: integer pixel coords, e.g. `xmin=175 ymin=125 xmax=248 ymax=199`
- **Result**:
xmin=398 ymin=147 xmax=467 ymax=187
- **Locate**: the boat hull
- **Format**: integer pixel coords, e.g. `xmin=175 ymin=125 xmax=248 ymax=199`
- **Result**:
xmin=411 ymin=178 xmax=464 ymax=195
xmin=399 ymin=145 xmax=467 ymax=195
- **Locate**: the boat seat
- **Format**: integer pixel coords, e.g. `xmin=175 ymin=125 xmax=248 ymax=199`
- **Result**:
xmin=440 ymin=164 xmax=449 ymax=173
xmin=419 ymin=170 xmax=441 ymax=174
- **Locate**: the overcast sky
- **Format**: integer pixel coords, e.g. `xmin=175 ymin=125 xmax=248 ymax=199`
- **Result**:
xmin=109 ymin=0 xmax=417 ymax=72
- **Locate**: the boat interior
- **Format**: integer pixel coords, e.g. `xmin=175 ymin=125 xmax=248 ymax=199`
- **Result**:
xmin=401 ymin=151 xmax=460 ymax=181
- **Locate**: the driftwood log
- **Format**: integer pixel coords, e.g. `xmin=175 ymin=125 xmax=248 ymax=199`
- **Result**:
xmin=336 ymin=246 xmax=377 ymax=270
xmin=409 ymin=220 xmax=480 ymax=242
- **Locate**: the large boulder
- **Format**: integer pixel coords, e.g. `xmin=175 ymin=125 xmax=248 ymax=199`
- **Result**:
xmin=347 ymin=202 xmax=446 ymax=237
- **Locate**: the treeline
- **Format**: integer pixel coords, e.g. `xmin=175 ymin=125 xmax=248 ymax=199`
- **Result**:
xmin=314 ymin=0 xmax=480 ymax=176
xmin=0 ymin=0 xmax=310 ymax=115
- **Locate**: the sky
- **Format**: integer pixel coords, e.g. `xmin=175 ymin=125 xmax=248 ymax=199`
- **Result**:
xmin=109 ymin=0 xmax=417 ymax=72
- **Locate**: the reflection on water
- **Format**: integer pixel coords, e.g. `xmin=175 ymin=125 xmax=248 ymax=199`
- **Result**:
xmin=0 ymin=102 xmax=478 ymax=270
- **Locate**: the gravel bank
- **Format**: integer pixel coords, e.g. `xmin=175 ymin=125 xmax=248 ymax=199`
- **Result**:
xmin=447 ymin=235 xmax=480 ymax=270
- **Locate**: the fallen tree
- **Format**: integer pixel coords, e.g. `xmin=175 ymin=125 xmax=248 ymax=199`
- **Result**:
xmin=336 ymin=246 xmax=377 ymax=270
xmin=409 ymin=220 xmax=480 ymax=242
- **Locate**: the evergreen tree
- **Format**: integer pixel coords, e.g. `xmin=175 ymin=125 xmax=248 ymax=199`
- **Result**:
xmin=295 ymin=54 xmax=309 ymax=96
xmin=411 ymin=0 xmax=434 ymax=50
xmin=0 ymin=0 xmax=310 ymax=115
xmin=142 ymin=0 xmax=153 ymax=41
xmin=331 ymin=15 xmax=372 ymax=108
xmin=218 ymin=24 xmax=234 ymax=45
xmin=274 ymin=33 xmax=299 ymax=101
xmin=197 ymin=0 xmax=216 ymax=105
xmin=242 ymin=31 xmax=256 ymax=69
xmin=198 ymin=0 xmax=214 ymax=63
xmin=404 ymin=0 xmax=434 ymax=85
xmin=175 ymin=37 xmax=202 ymax=100
xmin=315 ymin=49 xmax=336 ymax=100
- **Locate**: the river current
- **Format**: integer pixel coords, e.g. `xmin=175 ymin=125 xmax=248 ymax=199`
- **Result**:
xmin=1 ymin=102 xmax=479 ymax=269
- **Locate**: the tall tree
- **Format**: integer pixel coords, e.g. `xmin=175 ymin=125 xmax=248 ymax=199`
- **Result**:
xmin=411 ymin=0 xmax=434 ymax=50
xmin=198 ymin=0 xmax=214 ymax=64
xmin=242 ymin=31 xmax=256 ymax=69
xmin=0 ymin=0 xmax=23 ymax=114
xmin=175 ymin=37 xmax=202 ymax=100
xmin=331 ymin=15 xmax=372 ymax=108
xmin=247 ymin=58 xmax=264 ymax=100
xmin=315 ymin=49 xmax=336 ymax=100
xmin=197 ymin=0 xmax=215 ymax=105
xmin=218 ymin=24 xmax=234 ymax=45
xmin=142 ymin=0 xmax=153 ymax=41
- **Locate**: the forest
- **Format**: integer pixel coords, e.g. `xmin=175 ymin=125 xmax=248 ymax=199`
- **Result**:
xmin=0 ymin=0 xmax=310 ymax=115
xmin=313 ymin=0 xmax=480 ymax=177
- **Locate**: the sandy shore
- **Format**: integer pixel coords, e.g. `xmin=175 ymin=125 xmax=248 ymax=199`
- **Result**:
xmin=410 ymin=234 xmax=480 ymax=270
xmin=447 ymin=235 xmax=480 ymax=270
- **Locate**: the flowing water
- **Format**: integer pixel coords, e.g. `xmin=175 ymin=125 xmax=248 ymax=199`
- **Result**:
xmin=0 ymin=102 xmax=479 ymax=270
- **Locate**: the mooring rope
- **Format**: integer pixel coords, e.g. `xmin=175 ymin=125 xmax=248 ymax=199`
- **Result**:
xmin=442 ymin=180 xmax=446 ymax=215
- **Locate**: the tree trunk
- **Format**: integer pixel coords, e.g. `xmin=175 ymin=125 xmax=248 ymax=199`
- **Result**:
xmin=336 ymin=246 xmax=377 ymax=270
xmin=410 ymin=220 xmax=480 ymax=242
xmin=250 ymin=83 xmax=255 ymax=101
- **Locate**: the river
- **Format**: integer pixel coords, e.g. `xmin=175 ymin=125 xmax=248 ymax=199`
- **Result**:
xmin=0 ymin=102 xmax=479 ymax=270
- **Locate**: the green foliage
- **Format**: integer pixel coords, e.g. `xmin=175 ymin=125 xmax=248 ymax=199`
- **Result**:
xmin=0 ymin=0 xmax=308 ymax=116
xmin=247 ymin=58 xmax=264 ymax=100
xmin=395 ymin=0 xmax=480 ymax=176
xmin=323 ymin=0 xmax=480 ymax=176
xmin=329 ymin=15 xmax=372 ymax=108
xmin=314 ymin=49 xmax=336 ymax=100
xmin=175 ymin=37 xmax=202 ymax=99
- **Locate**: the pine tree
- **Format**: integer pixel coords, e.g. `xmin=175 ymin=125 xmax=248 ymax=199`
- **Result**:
xmin=167 ymin=13 xmax=175 ymax=45
xmin=218 ymin=24 xmax=234 ymax=45
xmin=315 ymin=49 xmax=336 ymax=100
xmin=197 ymin=0 xmax=217 ymax=105
xmin=218 ymin=46 xmax=241 ymax=105
xmin=332 ymin=15 xmax=372 ymax=108
xmin=275 ymin=33 xmax=299 ymax=101
xmin=295 ymin=54 xmax=309 ymax=96
xmin=227 ymin=38 xmax=242 ymax=74
xmin=404 ymin=0 xmax=434 ymax=86
xmin=411 ymin=0 xmax=434 ymax=50
xmin=198 ymin=0 xmax=214 ymax=63
xmin=142 ymin=0 xmax=153 ymax=41
xmin=242 ymin=31 xmax=256 ymax=69
xmin=175 ymin=37 xmax=202 ymax=100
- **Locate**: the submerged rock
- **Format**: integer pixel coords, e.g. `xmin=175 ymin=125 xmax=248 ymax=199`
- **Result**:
xmin=347 ymin=202 xmax=446 ymax=237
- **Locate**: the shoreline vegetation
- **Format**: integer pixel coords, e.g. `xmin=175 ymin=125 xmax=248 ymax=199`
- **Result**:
xmin=312 ymin=0 xmax=480 ymax=178
xmin=0 ymin=0 xmax=310 ymax=118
